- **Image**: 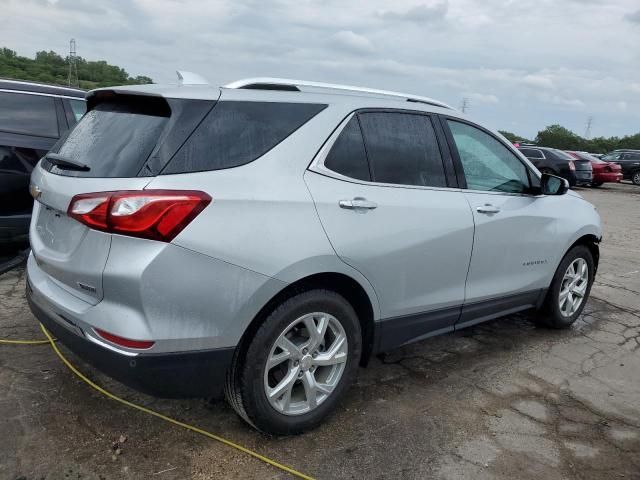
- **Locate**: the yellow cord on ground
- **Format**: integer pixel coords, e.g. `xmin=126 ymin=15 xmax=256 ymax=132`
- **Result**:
xmin=4 ymin=325 xmax=315 ymax=480
xmin=0 ymin=338 xmax=50 ymax=345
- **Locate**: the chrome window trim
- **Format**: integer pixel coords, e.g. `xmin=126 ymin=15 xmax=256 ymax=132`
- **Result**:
xmin=0 ymin=88 xmax=87 ymax=102
xmin=308 ymin=112 xmax=463 ymax=193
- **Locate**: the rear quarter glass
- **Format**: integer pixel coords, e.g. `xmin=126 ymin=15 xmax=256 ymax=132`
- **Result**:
xmin=162 ymin=101 xmax=327 ymax=174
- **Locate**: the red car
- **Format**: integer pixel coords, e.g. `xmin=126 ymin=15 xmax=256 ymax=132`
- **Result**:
xmin=566 ymin=151 xmax=622 ymax=187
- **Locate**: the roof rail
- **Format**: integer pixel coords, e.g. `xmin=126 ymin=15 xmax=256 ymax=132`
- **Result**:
xmin=224 ymin=77 xmax=453 ymax=109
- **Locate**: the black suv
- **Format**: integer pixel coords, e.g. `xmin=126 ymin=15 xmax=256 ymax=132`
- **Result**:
xmin=0 ymin=79 xmax=85 ymax=244
xmin=601 ymin=150 xmax=640 ymax=185
xmin=517 ymin=145 xmax=592 ymax=186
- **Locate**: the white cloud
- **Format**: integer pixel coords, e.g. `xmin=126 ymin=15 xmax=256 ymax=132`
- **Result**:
xmin=330 ymin=30 xmax=375 ymax=55
xmin=2 ymin=0 xmax=639 ymax=138
xmin=377 ymin=2 xmax=448 ymax=23
xmin=522 ymin=75 xmax=555 ymax=90
xmin=466 ymin=92 xmax=499 ymax=104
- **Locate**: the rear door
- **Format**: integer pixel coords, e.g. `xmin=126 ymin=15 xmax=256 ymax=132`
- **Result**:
xmin=305 ymin=110 xmax=474 ymax=350
xmin=29 ymin=92 xmax=217 ymax=303
xmin=443 ymin=118 xmax=558 ymax=327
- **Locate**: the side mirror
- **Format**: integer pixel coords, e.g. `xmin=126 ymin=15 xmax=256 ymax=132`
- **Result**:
xmin=540 ymin=173 xmax=569 ymax=195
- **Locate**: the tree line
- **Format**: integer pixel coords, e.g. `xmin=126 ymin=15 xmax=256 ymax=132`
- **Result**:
xmin=0 ymin=47 xmax=152 ymax=90
xmin=499 ymin=125 xmax=640 ymax=154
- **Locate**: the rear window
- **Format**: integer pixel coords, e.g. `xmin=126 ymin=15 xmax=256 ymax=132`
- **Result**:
xmin=163 ymin=101 xmax=326 ymax=174
xmin=551 ymin=149 xmax=575 ymax=160
xmin=45 ymin=96 xmax=170 ymax=177
xmin=0 ymin=91 xmax=59 ymax=138
xmin=519 ymin=148 xmax=544 ymax=159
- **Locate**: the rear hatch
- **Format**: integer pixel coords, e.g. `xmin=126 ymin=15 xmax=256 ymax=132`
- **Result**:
xmin=29 ymin=89 xmax=218 ymax=303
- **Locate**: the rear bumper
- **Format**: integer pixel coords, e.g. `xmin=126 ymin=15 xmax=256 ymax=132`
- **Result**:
xmin=27 ymin=277 xmax=234 ymax=398
xmin=593 ymin=172 xmax=622 ymax=183
xmin=0 ymin=213 xmax=30 ymax=244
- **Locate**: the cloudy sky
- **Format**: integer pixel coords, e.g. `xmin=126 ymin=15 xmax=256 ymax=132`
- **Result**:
xmin=3 ymin=0 xmax=640 ymax=138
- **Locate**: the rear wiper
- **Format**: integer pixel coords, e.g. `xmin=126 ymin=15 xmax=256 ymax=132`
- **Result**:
xmin=45 ymin=153 xmax=90 ymax=172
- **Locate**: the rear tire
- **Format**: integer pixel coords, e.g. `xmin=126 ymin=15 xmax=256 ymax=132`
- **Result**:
xmin=591 ymin=182 xmax=603 ymax=187
xmin=225 ymin=289 xmax=362 ymax=435
xmin=537 ymin=245 xmax=594 ymax=328
xmin=632 ymin=171 xmax=640 ymax=186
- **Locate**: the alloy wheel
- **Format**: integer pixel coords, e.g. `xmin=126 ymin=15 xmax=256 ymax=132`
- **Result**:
xmin=264 ymin=312 xmax=348 ymax=415
xmin=558 ymin=258 xmax=589 ymax=317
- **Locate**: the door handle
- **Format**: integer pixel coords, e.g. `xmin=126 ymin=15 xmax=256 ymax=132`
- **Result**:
xmin=476 ymin=204 xmax=500 ymax=214
xmin=339 ymin=197 xmax=378 ymax=210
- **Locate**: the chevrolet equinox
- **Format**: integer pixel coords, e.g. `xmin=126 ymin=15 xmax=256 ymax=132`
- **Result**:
xmin=27 ymin=74 xmax=602 ymax=435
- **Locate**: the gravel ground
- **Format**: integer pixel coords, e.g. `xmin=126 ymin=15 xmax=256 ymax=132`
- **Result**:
xmin=1 ymin=182 xmax=638 ymax=480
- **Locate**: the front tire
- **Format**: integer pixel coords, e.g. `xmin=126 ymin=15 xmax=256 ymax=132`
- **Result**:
xmin=537 ymin=245 xmax=594 ymax=328
xmin=225 ymin=289 xmax=362 ymax=435
xmin=591 ymin=182 xmax=603 ymax=187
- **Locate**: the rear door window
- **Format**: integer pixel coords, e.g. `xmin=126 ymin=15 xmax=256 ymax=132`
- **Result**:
xmin=324 ymin=116 xmax=370 ymax=181
xmin=0 ymin=91 xmax=59 ymax=138
xmin=163 ymin=101 xmax=326 ymax=174
xmin=45 ymin=96 xmax=170 ymax=177
xmin=357 ymin=112 xmax=447 ymax=187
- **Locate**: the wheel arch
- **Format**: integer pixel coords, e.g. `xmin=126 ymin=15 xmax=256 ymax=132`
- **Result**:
xmin=237 ymin=271 xmax=378 ymax=367
xmin=568 ymin=234 xmax=600 ymax=273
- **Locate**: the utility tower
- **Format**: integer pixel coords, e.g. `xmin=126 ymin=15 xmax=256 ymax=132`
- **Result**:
xmin=67 ymin=38 xmax=79 ymax=87
xmin=460 ymin=97 xmax=470 ymax=113
xmin=584 ymin=116 xmax=593 ymax=140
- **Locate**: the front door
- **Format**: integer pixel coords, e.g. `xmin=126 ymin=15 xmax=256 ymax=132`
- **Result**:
xmin=444 ymin=118 xmax=559 ymax=327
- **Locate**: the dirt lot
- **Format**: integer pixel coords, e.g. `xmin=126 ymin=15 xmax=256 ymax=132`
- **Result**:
xmin=1 ymin=182 xmax=639 ymax=480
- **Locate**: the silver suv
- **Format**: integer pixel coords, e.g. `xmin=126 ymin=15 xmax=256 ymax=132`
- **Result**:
xmin=27 ymin=74 xmax=602 ymax=434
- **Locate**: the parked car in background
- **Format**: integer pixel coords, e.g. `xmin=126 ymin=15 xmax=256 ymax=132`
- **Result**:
xmin=27 ymin=75 xmax=601 ymax=435
xmin=0 ymin=79 xmax=85 ymax=244
xmin=566 ymin=151 xmax=622 ymax=187
xmin=601 ymin=150 xmax=640 ymax=185
xmin=517 ymin=145 xmax=592 ymax=186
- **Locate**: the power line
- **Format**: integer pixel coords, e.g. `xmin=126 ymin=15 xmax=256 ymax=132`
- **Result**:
xmin=67 ymin=38 xmax=79 ymax=88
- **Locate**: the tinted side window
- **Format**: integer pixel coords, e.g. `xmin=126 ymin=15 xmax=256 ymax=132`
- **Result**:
xmin=0 ymin=92 xmax=59 ymax=137
xmin=448 ymin=120 xmax=530 ymax=194
xmin=358 ymin=112 xmax=447 ymax=187
xmin=164 ymin=101 xmax=326 ymax=174
xmin=324 ymin=117 xmax=370 ymax=181
xmin=623 ymin=153 xmax=640 ymax=160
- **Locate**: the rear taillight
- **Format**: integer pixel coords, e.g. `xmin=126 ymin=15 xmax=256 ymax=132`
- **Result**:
xmin=94 ymin=328 xmax=155 ymax=349
xmin=68 ymin=190 xmax=211 ymax=242
xmin=568 ymin=160 xmax=576 ymax=171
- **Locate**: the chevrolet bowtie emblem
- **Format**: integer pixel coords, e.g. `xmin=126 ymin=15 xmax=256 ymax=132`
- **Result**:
xmin=29 ymin=183 xmax=42 ymax=200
